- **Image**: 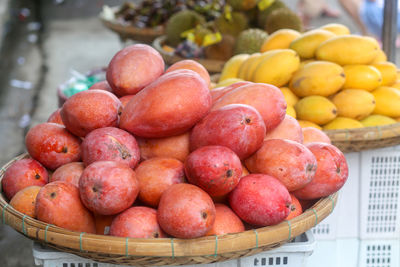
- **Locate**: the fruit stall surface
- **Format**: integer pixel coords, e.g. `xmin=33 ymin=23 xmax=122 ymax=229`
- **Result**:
xmin=0 ymin=0 xmax=399 ymax=267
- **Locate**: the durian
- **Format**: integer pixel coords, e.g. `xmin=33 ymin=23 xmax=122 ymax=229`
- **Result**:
xmin=264 ymin=8 xmax=303 ymax=34
xmin=166 ymin=10 xmax=206 ymax=47
xmin=214 ymin=12 xmax=249 ymax=37
xmin=233 ymin=28 xmax=269 ymax=55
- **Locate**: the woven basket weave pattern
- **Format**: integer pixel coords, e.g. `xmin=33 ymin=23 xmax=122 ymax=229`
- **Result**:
xmin=324 ymin=123 xmax=400 ymax=152
xmin=100 ymin=17 xmax=164 ymax=44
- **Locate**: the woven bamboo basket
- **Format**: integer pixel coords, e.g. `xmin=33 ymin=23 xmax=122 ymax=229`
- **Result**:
xmin=0 ymin=153 xmax=337 ymax=266
xmin=100 ymin=18 xmax=164 ymax=44
xmin=99 ymin=5 xmax=164 ymax=44
xmin=153 ymin=36 xmax=226 ymax=73
xmin=324 ymin=123 xmax=400 ymax=152
xmin=57 ymin=67 xmax=107 ymax=107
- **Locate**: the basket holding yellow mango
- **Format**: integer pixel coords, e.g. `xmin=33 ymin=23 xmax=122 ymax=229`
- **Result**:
xmin=216 ymin=23 xmax=400 ymax=130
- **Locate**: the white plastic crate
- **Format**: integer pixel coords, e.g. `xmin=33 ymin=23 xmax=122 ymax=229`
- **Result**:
xmin=33 ymin=231 xmax=315 ymax=267
xmin=359 ymin=239 xmax=400 ymax=267
xmin=311 ymin=146 xmax=400 ymax=240
xmin=307 ymin=238 xmax=400 ymax=267
xmin=238 ymin=231 xmax=315 ymax=267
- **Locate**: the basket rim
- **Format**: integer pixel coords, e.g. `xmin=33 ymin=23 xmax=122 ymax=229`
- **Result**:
xmin=323 ymin=122 xmax=400 ymax=141
xmin=56 ymin=67 xmax=108 ymax=106
xmin=152 ymin=35 xmax=226 ymax=73
xmin=0 ymin=153 xmax=337 ymax=259
xmin=99 ymin=6 xmax=165 ymax=36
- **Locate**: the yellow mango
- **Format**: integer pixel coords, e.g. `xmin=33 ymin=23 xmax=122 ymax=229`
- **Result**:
xmin=319 ymin=23 xmax=350 ymax=36
xmin=372 ymin=86 xmax=400 ymax=117
xmin=361 ymin=114 xmax=397 ymax=127
xmin=245 ymin=52 xmax=271 ymax=81
xmin=289 ymin=61 xmax=345 ymax=97
xmin=237 ymin=53 xmax=260 ymax=80
xmin=323 ymin=117 xmax=364 ymax=130
xmin=280 ymin=87 xmax=299 ymax=106
xmin=391 ymin=81 xmax=400 ymax=90
xmin=214 ymin=78 xmax=244 ymax=88
xmin=397 ymin=69 xmax=400 ymax=81
xmin=299 ymin=59 xmax=316 ymax=69
xmin=219 ymin=54 xmax=249 ymax=81
xmin=289 ymin=29 xmax=335 ymax=59
xmin=286 ymin=105 xmax=296 ymax=118
xmin=253 ymin=49 xmax=300 ymax=87
xmin=343 ymin=65 xmax=382 ymax=91
xmin=370 ymin=49 xmax=387 ymax=63
xmin=297 ymin=120 xmax=322 ymax=129
xmin=315 ymin=35 xmax=379 ymax=65
xmin=295 ymin=96 xmax=337 ymax=125
xmin=371 ymin=62 xmax=397 ymax=86
xmin=260 ymin=29 xmax=301 ymax=52
xmin=332 ymin=89 xmax=375 ymax=120
xmin=248 ymin=50 xmax=295 ymax=81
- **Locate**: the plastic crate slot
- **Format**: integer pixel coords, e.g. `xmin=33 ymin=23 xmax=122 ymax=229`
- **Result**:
xmin=312 ymin=223 xmax=330 ymax=236
xmin=366 ymin=155 xmax=400 ymax=235
xmin=283 ymin=257 xmax=288 ymax=264
xmin=364 ymin=243 xmax=393 ymax=267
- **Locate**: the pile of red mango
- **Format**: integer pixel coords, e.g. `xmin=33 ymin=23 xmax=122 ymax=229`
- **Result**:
xmin=2 ymin=44 xmax=348 ymax=239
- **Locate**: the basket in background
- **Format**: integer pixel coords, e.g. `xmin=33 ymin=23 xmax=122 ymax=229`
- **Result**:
xmin=324 ymin=124 xmax=400 ymax=153
xmin=153 ymin=36 xmax=226 ymax=73
xmin=57 ymin=68 xmax=107 ymax=107
xmin=99 ymin=6 xmax=164 ymax=44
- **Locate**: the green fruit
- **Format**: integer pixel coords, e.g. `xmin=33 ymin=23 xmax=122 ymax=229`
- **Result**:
xmin=264 ymin=8 xmax=303 ymax=34
xmin=166 ymin=10 xmax=206 ymax=47
xmin=234 ymin=28 xmax=269 ymax=55
xmin=257 ymin=0 xmax=287 ymax=27
xmin=244 ymin=6 xmax=259 ymax=27
xmin=215 ymin=12 xmax=249 ymax=37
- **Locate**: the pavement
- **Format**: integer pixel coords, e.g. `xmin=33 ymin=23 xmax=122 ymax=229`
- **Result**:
xmin=0 ymin=1 xmax=124 ymax=266
xmin=0 ymin=0 xmax=397 ymax=266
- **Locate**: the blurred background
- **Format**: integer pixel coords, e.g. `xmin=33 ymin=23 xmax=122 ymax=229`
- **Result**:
xmin=0 ymin=0 xmax=396 ymax=266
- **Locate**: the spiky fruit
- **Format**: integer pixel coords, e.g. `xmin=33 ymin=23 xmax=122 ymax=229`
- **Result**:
xmin=166 ymin=10 xmax=206 ymax=47
xmin=264 ymin=8 xmax=303 ymax=34
xmin=214 ymin=12 xmax=249 ymax=37
xmin=257 ymin=0 xmax=287 ymax=27
xmin=233 ymin=28 xmax=269 ymax=54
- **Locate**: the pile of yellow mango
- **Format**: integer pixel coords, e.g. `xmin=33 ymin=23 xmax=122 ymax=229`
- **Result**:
xmin=217 ymin=23 xmax=400 ymax=130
